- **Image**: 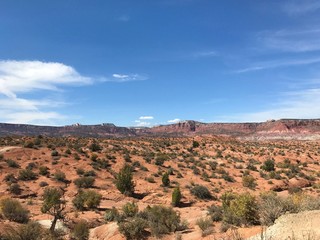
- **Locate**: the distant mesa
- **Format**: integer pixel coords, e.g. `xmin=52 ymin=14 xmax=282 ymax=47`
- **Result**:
xmin=0 ymin=119 xmax=320 ymax=140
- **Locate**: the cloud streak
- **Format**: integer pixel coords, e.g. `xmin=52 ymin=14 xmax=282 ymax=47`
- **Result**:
xmin=283 ymin=0 xmax=320 ymax=15
xmin=111 ymin=73 xmax=148 ymax=82
xmin=237 ymin=57 xmax=320 ymax=73
xmin=218 ymin=86 xmax=320 ymax=122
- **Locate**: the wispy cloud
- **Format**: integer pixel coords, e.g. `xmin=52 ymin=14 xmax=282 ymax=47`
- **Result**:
xmin=134 ymin=115 xmax=154 ymax=127
xmin=217 ymin=86 xmax=320 ymax=122
xmin=283 ymin=0 xmax=320 ymax=15
xmin=258 ymin=28 xmax=320 ymax=53
xmin=193 ymin=50 xmax=217 ymax=58
xmin=167 ymin=118 xmax=181 ymax=123
xmin=237 ymin=57 xmax=320 ymax=73
xmin=139 ymin=116 xmax=154 ymax=120
xmin=0 ymin=60 xmax=92 ymax=125
xmin=111 ymin=73 xmax=148 ymax=82
xmin=116 ymin=15 xmax=130 ymax=22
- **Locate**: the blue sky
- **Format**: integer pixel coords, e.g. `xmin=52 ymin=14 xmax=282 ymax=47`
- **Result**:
xmin=1 ymin=0 xmax=320 ymax=126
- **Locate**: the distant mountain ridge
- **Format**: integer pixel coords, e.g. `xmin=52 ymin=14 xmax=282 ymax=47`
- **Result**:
xmin=1 ymin=119 xmax=320 ymax=140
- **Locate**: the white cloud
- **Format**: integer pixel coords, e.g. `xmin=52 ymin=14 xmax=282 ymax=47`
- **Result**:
xmin=112 ymin=73 xmax=148 ymax=82
xmin=167 ymin=118 xmax=181 ymax=123
xmin=283 ymin=0 xmax=320 ymax=15
xmin=0 ymin=60 xmax=92 ymax=125
xmin=139 ymin=116 xmax=154 ymax=120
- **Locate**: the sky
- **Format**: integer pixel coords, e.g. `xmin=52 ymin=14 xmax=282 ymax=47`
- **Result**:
xmin=1 ymin=0 xmax=320 ymax=126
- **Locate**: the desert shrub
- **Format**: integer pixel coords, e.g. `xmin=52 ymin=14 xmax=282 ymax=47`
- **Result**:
xmin=222 ymin=192 xmax=258 ymax=226
xmin=39 ymin=166 xmax=49 ymax=176
xmin=115 ymin=164 xmax=135 ymax=196
xmin=76 ymin=168 xmax=85 ymax=176
xmin=51 ymin=150 xmax=59 ymax=157
xmin=118 ymin=217 xmax=147 ymax=240
xmin=258 ymin=192 xmax=287 ymax=225
xmin=208 ymin=161 xmax=218 ymax=170
xmin=9 ymin=183 xmax=22 ymax=195
xmin=89 ymin=143 xmax=101 ymax=152
xmin=122 ymin=202 xmax=139 ymax=218
xmin=24 ymin=141 xmax=34 ymax=148
xmin=207 ymin=205 xmax=223 ymax=222
xmin=242 ymin=175 xmax=257 ymax=189
xmin=72 ymin=220 xmax=89 ymax=240
xmin=192 ymin=141 xmax=200 ymax=148
xmin=2 ymin=221 xmax=45 ymax=240
xmin=83 ymin=170 xmax=96 ymax=177
xmin=196 ymin=217 xmax=213 ymax=237
xmin=74 ymin=177 xmax=95 ymax=188
xmin=4 ymin=173 xmax=17 ymax=184
xmin=73 ymin=190 xmax=102 ymax=210
xmin=6 ymin=159 xmax=20 ymax=168
xmin=162 ymin=172 xmax=170 ymax=187
xmin=190 ymin=185 xmax=212 ymax=199
xmin=0 ymin=198 xmax=29 ymax=223
xmin=261 ymin=159 xmax=275 ymax=172
xmin=171 ymin=187 xmax=182 ymax=207
xmin=155 ymin=154 xmax=168 ymax=166
xmin=54 ymin=170 xmax=67 ymax=182
xmin=105 ymin=207 xmax=121 ymax=222
xmin=18 ymin=169 xmax=37 ymax=181
xmin=143 ymin=205 xmax=181 ymax=237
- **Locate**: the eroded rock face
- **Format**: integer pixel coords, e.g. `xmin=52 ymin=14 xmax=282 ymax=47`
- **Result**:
xmin=248 ymin=210 xmax=320 ymax=240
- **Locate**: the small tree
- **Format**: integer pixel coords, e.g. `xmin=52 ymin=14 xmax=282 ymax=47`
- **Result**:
xmin=41 ymin=187 xmax=66 ymax=232
xmin=162 ymin=172 xmax=170 ymax=187
xmin=261 ymin=159 xmax=275 ymax=172
xmin=172 ymin=187 xmax=182 ymax=207
xmin=115 ymin=164 xmax=135 ymax=196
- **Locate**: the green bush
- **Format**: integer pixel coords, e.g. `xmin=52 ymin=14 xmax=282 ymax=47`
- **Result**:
xmin=104 ymin=207 xmax=121 ymax=222
xmin=0 ymin=198 xmax=29 ymax=223
xmin=118 ymin=217 xmax=147 ymax=240
xmin=18 ymin=169 xmax=37 ymax=181
xmin=207 ymin=205 xmax=223 ymax=222
xmin=6 ymin=159 xmax=20 ymax=168
xmin=73 ymin=190 xmax=102 ymax=210
xmin=222 ymin=192 xmax=258 ymax=226
xmin=162 ymin=172 xmax=170 ymax=187
xmin=115 ymin=164 xmax=135 ymax=196
xmin=39 ymin=166 xmax=49 ymax=176
xmin=190 ymin=185 xmax=212 ymax=199
xmin=242 ymin=175 xmax=257 ymax=189
xmin=9 ymin=183 xmax=22 ymax=195
xmin=122 ymin=202 xmax=139 ymax=218
xmin=261 ymin=159 xmax=275 ymax=172
xmin=74 ymin=177 xmax=95 ymax=188
xmin=54 ymin=170 xmax=67 ymax=182
xmin=72 ymin=220 xmax=89 ymax=240
xmin=143 ymin=205 xmax=181 ymax=237
xmin=171 ymin=187 xmax=182 ymax=207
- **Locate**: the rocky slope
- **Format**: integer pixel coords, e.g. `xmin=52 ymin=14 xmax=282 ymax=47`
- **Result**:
xmin=1 ymin=119 xmax=320 ymax=139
